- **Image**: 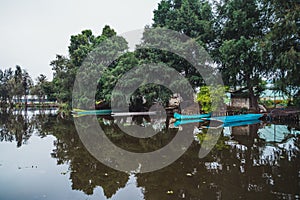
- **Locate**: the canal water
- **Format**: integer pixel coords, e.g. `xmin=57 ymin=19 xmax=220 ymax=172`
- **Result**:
xmin=0 ymin=110 xmax=299 ymax=199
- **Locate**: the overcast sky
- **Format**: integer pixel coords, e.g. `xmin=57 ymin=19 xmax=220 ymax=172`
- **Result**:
xmin=0 ymin=0 xmax=160 ymax=81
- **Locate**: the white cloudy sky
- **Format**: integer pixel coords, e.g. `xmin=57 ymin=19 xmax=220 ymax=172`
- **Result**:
xmin=0 ymin=0 xmax=160 ymax=80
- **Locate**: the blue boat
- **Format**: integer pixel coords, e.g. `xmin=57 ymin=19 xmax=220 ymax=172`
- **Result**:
xmin=204 ymin=114 xmax=263 ymax=123
xmin=174 ymin=118 xmax=204 ymax=127
xmin=174 ymin=112 xmax=211 ymax=120
xmin=202 ymin=119 xmax=261 ymax=128
xmin=175 ymin=118 xmax=261 ymax=128
xmin=223 ymin=119 xmax=261 ymax=127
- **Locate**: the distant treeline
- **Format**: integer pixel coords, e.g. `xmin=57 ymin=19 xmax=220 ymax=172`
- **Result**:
xmin=0 ymin=66 xmax=55 ymax=107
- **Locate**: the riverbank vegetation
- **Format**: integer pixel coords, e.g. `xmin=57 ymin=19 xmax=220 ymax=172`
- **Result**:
xmin=1 ymin=0 xmax=298 ymax=113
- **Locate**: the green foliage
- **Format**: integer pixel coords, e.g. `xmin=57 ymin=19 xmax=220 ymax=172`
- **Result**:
xmin=259 ymin=99 xmax=274 ymax=108
xmin=294 ymin=95 xmax=300 ymax=108
xmin=96 ymin=52 xmax=138 ymax=103
xmin=31 ymin=74 xmax=56 ymax=103
xmin=214 ymin=0 xmax=268 ymax=110
xmin=0 ymin=68 xmax=14 ymax=104
xmin=153 ymin=0 xmax=214 ymax=47
xmin=51 ymin=25 xmax=128 ymax=108
xmin=196 ymin=85 xmax=228 ymax=113
xmin=264 ymin=0 xmax=300 ymax=99
xmin=0 ymin=66 xmax=33 ymax=106
xmin=146 ymin=0 xmax=216 ymax=89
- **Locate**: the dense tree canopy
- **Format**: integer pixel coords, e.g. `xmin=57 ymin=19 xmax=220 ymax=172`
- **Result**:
xmin=214 ymin=0 xmax=270 ymax=110
xmin=51 ymin=25 xmax=128 ymax=109
xmin=0 ymin=66 xmax=33 ymax=106
xmin=151 ymin=0 xmax=299 ymax=109
xmin=264 ymin=0 xmax=300 ymax=100
xmin=153 ymin=0 xmax=215 ymax=48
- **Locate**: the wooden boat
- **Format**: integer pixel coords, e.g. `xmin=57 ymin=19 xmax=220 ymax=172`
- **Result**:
xmin=174 ymin=112 xmax=211 ymax=120
xmin=203 ymin=114 xmax=263 ymax=123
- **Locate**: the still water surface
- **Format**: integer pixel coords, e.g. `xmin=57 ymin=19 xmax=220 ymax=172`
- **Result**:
xmin=0 ymin=110 xmax=299 ymax=199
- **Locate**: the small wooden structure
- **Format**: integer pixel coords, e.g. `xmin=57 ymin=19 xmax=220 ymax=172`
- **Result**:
xmin=230 ymin=89 xmax=252 ymax=109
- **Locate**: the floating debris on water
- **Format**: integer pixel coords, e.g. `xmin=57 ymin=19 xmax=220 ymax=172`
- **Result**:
xmin=166 ymin=190 xmax=174 ymax=194
xmin=186 ymin=173 xmax=193 ymax=177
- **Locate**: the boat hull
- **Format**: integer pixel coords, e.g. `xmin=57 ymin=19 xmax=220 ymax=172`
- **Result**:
xmin=204 ymin=114 xmax=263 ymax=123
xmin=174 ymin=112 xmax=211 ymax=120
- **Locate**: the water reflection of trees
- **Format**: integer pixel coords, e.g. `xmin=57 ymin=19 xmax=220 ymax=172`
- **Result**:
xmin=1 ymin=111 xmax=299 ymax=199
xmin=135 ymin=123 xmax=300 ymax=199
xmin=0 ymin=109 xmax=34 ymax=147
xmin=0 ymin=108 xmax=63 ymax=147
xmin=43 ymin=118 xmax=129 ymax=198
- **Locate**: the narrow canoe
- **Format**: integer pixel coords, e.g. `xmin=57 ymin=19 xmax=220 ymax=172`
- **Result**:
xmin=202 ymin=119 xmax=261 ymax=128
xmin=174 ymin=112 xmax=211 ymax=120
xmin=223 ymin=119 xmax=261 ymax=127
xmin=174 ymin=119 xmax=204 ymax=127
xmin=203 ymin=114 xmax=263 ymax=123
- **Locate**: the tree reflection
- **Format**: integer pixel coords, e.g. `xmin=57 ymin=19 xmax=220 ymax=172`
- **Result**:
xmin=0 ymin=109 xmax=34 ymax=147
xmin=136 ymin=124 xmax=300 ymax=199
xmin=0 ymin=111 xmax=299 ymax=199
xmin=45 ymin=118 xmax=129 ymax=198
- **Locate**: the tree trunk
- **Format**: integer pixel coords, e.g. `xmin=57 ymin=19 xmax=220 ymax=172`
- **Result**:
xmin=248 ymin=85 xmax=259 ymax=111
xmin=246 ymin=75 xmax=259 ymax=112
xmin=24 ymin=94 xmax=27 ymax=109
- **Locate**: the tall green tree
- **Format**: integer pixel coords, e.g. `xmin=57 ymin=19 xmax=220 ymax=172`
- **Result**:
xmin=153 ymin=0 xmax=215 ymax=47
xmin=215 ymin=0 xmax=268 ymax=110
xmin=51 ymin=30 xmax=97 ymax=106
xmin=51 ymin=25 xmax=128 ymax=109
xmin=264 ymin=0 xmax=300 ymax=103
xmin=14 ymin=65 xmax=24 ymax=103
xmin=142 ymin=0 xmax=216 ymax=89
xmin=11 ymin=66 xmax=33 ymax=106
xmin=31 ymin=74 xmax=47 ymax=104
xmin=22 ymin=70 xmax=33 ymax=107
xmin=0 ymin=68 xmax=14 ymax=105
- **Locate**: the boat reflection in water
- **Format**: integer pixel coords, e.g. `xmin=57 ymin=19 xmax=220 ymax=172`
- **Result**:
xmin=0 ymin=110 xmax=299 ymax=199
